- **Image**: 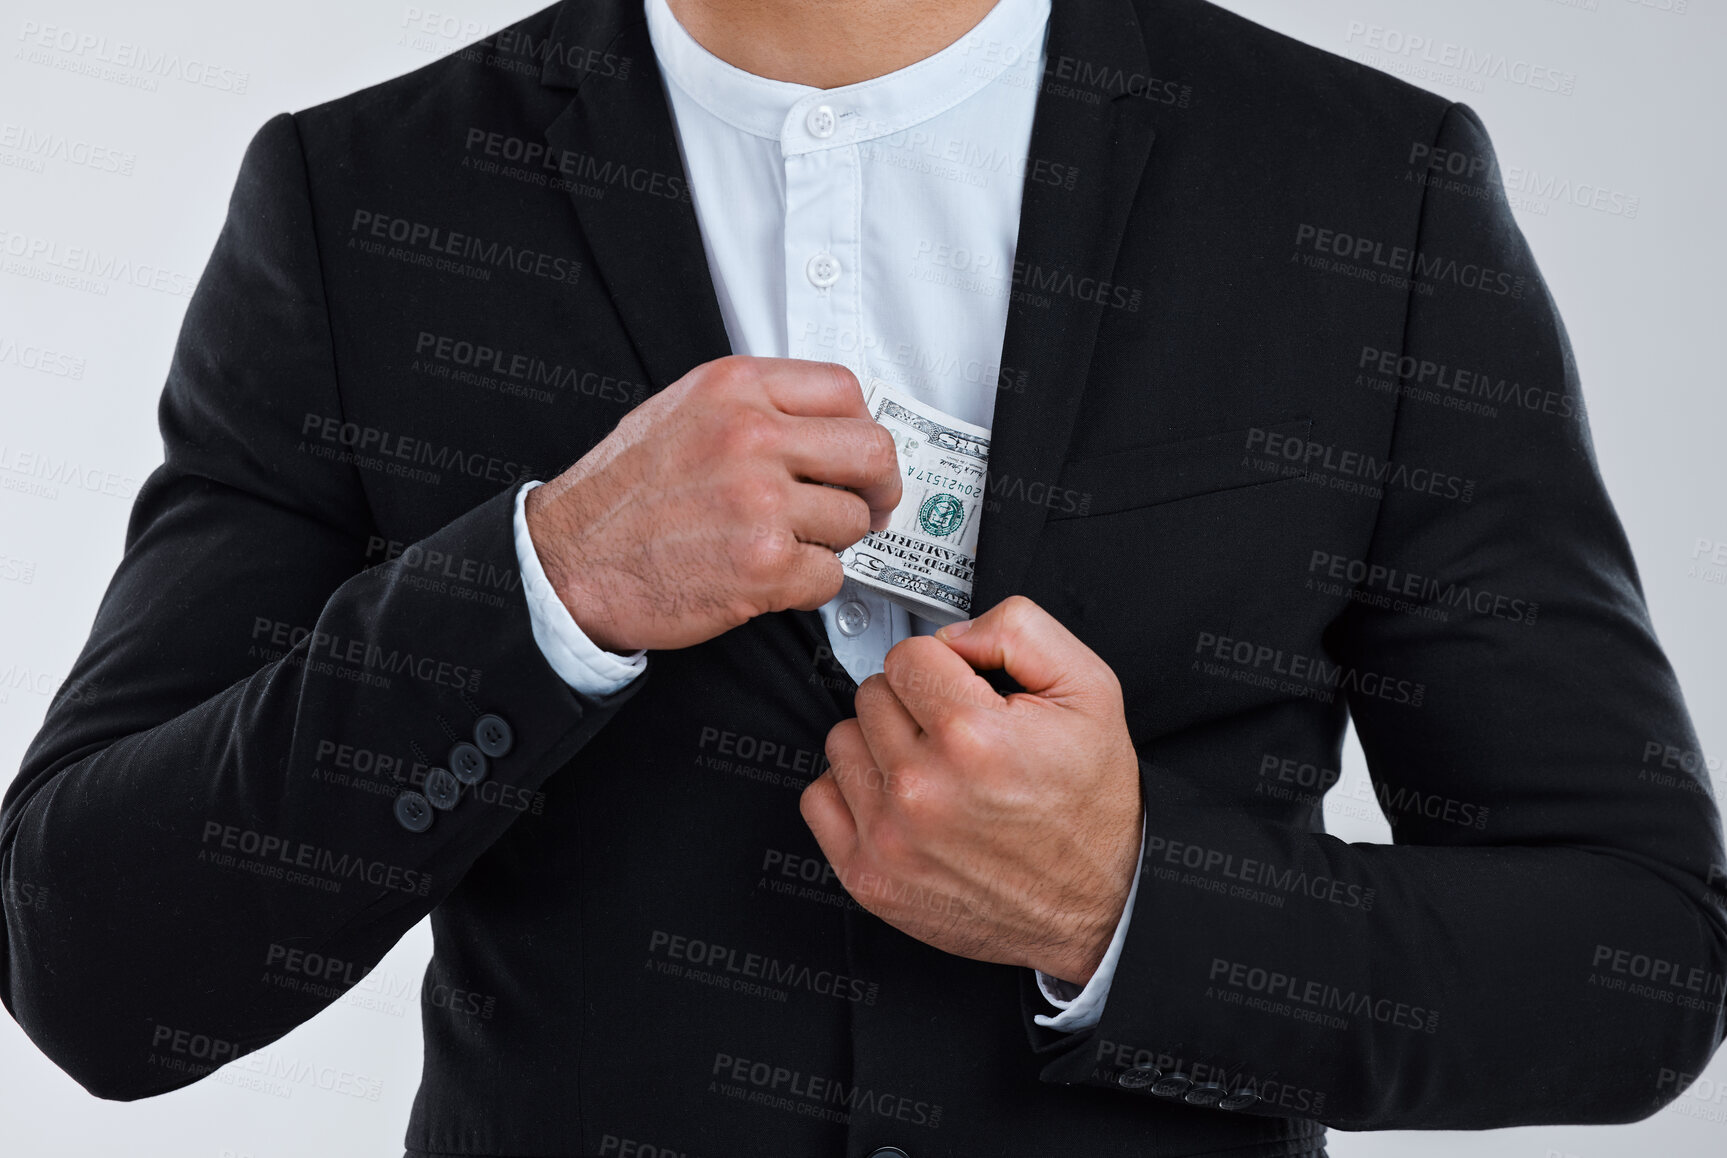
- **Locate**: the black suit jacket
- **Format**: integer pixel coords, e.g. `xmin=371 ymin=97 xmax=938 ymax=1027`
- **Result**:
xmin=5 ymin=0 xmax=1724 ymax=1155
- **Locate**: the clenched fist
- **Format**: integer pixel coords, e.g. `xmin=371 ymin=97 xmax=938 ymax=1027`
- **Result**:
xmin=524 ymin=356 xmax=901 ymax=652
xmin=800 ymin=595 xmax=1145 ymax=987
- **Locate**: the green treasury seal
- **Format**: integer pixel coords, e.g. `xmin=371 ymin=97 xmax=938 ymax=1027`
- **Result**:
xmin=917 ymin=493 xmax=966 ymax=538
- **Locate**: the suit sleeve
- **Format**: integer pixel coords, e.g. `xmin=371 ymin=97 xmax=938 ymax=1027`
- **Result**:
xmin=0 ymin=114 xmax=645 ymax=1100
xmin=1030 ymin=102 xmax=1727 ymax=1127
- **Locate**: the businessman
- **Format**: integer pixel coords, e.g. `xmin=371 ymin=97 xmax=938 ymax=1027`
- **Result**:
xmin=4 ymin=0 xmax=1724 ymax=1155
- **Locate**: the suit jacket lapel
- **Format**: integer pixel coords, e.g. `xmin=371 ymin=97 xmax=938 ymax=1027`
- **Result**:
xmin=970 ymin=0 xmax=1162 ymax=615
xmin=540 ymin=2 xmax=733 ymax=393
xmin=538 ymin=0 xmax=1164 ymax=621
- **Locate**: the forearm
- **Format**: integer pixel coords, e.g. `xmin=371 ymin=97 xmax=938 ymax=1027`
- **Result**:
xmin=0 ymin=483 xmax=641 ymax=1100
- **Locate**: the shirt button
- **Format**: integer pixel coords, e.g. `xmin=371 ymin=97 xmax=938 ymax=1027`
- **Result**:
xmin=836 ymin=599 xmax=870 ymax=637
xmin=473 ymin=713 xmax=513 ymax=758
xmin=806 ymin=104 xmax=836 ymax=137
xmin=806 ymin=252 xmax=841 ymax=288
xmin=394 ymin=791 xmax=434 ymax=833
xmin=449 ymin=742 xmax=488 ymax=785
xmin=424 ymin=767 xmax=462 ymax=811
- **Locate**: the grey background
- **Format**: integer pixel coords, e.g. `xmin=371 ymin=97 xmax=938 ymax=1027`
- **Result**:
xmin=0 ymin=0 xmax=1721 ymax=1154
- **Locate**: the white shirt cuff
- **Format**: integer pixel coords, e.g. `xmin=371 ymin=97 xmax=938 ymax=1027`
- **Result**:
xmin=514 ymin=480 xmax=648 ymax=696
xmin=1032 ymin=809 xmax=1146 ymax=1031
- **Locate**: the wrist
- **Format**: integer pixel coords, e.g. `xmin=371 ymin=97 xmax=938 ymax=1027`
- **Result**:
xmin=524 ymin=481 xmax=633 ymax=654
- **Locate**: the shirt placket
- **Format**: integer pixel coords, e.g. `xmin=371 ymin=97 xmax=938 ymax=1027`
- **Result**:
xmin=782 ymin=101 xmax=907 ymax=684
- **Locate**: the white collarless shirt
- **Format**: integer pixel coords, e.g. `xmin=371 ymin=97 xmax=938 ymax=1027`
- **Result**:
xmin=512 ymin=0 xmax=1141 ymax=1029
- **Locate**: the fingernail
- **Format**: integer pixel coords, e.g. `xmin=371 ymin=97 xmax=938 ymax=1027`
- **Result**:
xmin=938 ymin=619 xmax=973 ymax=640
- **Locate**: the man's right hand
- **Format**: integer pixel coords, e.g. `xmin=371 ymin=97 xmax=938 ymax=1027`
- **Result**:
xmin=524 ymin=356 xmax=902 ymax=653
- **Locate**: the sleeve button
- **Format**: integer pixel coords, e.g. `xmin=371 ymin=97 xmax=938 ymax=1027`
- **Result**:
xmin=1149 ymin=1072 xmax=1192 ymax=1098
xmin=473 ymin=713 xmax=513 ymax=757
xmin=394 ymin=791 xmax=434 ymax=833
xmin=449 ymin=742 xmax=488 ymax=785
xmin=1116 ymin=1062 xmax=1161 ymax=1089
xmin=424 ymin=767 xmax=462 ymax=810
xmin=1219 ymin=1088 xmax=1261 ymax=1111
xmin=1185 ymin=1082 xmax=1227 ymax=1106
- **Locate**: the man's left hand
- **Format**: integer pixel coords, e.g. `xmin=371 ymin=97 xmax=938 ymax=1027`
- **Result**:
xmin=800 ymin=595 xmax=1144 ymax=986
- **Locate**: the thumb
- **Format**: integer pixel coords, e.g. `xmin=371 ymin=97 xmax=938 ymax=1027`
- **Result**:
xmin=935 ymin=595 xmax=1109 ymax=701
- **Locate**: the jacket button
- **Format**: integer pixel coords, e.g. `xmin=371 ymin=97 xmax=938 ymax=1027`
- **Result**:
xmin=473 ymin=713 xmax=513 ymax=757
xmin=394 ymin=791 xmax=434 ymax=833
xmin=1185 ymin=1082 xmax=1228 ymax=1106
xmin=1219 ymin=1088 xmax=1261 ymax=1111
xmin=1149 ymin=1072 xmax=1192 ymax=1098
xmin=424 ymin=767 xmax=461 ymax=811
xmin=1116 ymin=1061 xmax=1161 ymax=1089
xmin=449 ymin=742 xmax=488 ymax=784
xmin=867 ymin=1149 xmax=910 ymax=1158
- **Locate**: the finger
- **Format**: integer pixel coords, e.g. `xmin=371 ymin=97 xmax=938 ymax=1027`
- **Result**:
xmin=799 ymin=772 xmax=859 ymax=872
xmin=853 ymin=674 xmax=923 ymax=793
xmin=880 ymin=634 xmax=1001 ymax=733
xmin=934 ymin=595 xmax=1111 ymax=701
xmin=784 ymin=480 xmax=872 ymax=551
xmin=756 ymin=359 xmax=869 ymax=419
xmin=776 ymin=542 xmax=846 ymax=612
xmin=820 ymin=717 xmax=883 ymax=834
xmin=781 ymin=417 xmax=902 ymax=530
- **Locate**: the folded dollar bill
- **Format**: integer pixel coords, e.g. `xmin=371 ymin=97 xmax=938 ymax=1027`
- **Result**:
xmin=838 ymin=378 xmax=991 ymax=625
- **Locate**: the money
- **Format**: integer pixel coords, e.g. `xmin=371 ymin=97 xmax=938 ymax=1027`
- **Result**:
xmin=839 ymin=378 xmax=991 ymax=625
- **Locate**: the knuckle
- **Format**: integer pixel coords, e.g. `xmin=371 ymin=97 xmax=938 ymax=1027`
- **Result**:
xmin=838 ymin=493 xmax=872 ymax=544
xmin=807 ymin=552 xmax=845 ymax=604
xmin=722 ymin=472 xmax=785 ymax=523
xmin=932 ymin=710 xmax=989 ymax=764
xmin=735 ymin=531 xmax=789 ymax=581
xmin=719 ymin=408 xmax=778 ymax=458
xmin=1000 ymin=594 xmax=1040 ymax=632
xmin=865 ymin=817 xmax=913 ymax=866
xmin=698 ymin=355 xmax=747 ymax=394
xmin=869 ymin=425 xmax=901 ymax=478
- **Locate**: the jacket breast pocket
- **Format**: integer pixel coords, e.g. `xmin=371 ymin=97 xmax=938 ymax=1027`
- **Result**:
xmin=1047 ymin=416 xmax=1312 ymax=521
